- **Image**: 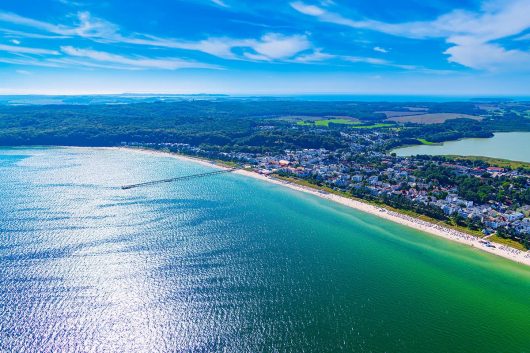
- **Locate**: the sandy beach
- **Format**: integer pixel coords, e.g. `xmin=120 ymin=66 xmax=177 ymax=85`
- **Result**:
xmin=116 ymin=147 xmax=530 ymax=267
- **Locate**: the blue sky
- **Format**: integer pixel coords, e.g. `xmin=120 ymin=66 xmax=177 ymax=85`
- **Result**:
xmin=1 ymin=0 xmax=530 ymax=95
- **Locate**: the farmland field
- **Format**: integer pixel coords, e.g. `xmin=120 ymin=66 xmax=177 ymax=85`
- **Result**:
xmin=387 ymin=113 xmax=483 ymax=124
xmin=296 ymin=118 xmax=360 ymax=126
xmin=351 ymin=123 xmax=394 ymax=129
xmin=376 ymin=111 xmax=424 ymax=118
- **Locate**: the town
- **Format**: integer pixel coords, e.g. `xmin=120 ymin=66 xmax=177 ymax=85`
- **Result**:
xmin=124 ymin=125 xmax=530 ymax=250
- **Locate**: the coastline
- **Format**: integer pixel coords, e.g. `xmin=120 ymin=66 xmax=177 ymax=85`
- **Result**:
xmin=114 ymin=147 xmax=530 ymax=267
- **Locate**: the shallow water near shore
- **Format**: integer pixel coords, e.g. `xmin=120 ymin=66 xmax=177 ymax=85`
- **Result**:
xmin=1 ymin=147 xmax=529 ymax=352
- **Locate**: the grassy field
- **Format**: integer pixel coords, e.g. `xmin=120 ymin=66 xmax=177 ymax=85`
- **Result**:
xmin=297 ymin=118 xmax=359 ymax=127
xmin=295 ymin=117 xmax=393 ymax=129
xmin=387 ymin=113 xmax=483 ymax=124
xmin=445 ymin=155 xmax=530 ymax=169
xmin=417 ymin=138 xmax=436 ymax=145
xmin=350 ymin=123 xmax=394 ymax=129
xmin=375 ymin=111 xmax=421 ymax=118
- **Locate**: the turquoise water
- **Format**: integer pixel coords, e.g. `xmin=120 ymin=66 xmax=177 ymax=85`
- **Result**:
xmin=393 ymin=132 xmax=530 ymax=162
xmin=1 ymin=147 xmax=529 ymax=352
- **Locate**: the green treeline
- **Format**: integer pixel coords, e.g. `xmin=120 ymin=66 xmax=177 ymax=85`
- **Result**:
xmin=0 ymin=100 xmax=485 ymax=147
xmin=413 ymin=161 xmax=530 ymax=205
xmin=0 ymin=100 xmax=529 ymax=152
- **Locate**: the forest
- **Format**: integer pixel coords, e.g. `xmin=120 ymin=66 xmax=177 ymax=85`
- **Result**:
xmin=0 ymin=99 xmax=528 ymax=151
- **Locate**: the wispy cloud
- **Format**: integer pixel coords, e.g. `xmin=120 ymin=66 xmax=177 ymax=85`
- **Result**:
xmin=0 ymin=28 xmax=70 ymax=39
xmin=290 ymin=0 xmax=530 ymax=71
xmin=292 ymin=49 xmax=335 ymax=63
xmin=60 ymin=46 xmax=222 ymax=70
xmin=0 ymin=4 xmax=473 ymax=73
xmin=132 ymin=34 xmax=312 ymax=61
xmin=291 ymin=2 xmax=326 ymax=16
xmin=0 ymin=56 xmax=64 ymax=68
xmin=291 ymin=0 xmax=530 ymax=40
xmin=246 ymin=33 xmax=311 ymax=60
xmin=56 ymin=0 xmax=87 ymax=7
xmin=0 ymin=44 xmax=60 ymax=55
xmin=0 ymin=10 xmax=312 ymax=62
xmin=0 ymin=11 xmax=76 ymax=36
xmin=373 ymin=46 xmax=388 ymax=53
xmin=211 ymin=0 xmax=229 ymax=8
xmin=291 ymin=49 xmax=420 ymax=70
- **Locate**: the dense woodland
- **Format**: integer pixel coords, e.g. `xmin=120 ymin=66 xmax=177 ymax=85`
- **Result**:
xmin=0 ymin=100 xmax=529 ymax=151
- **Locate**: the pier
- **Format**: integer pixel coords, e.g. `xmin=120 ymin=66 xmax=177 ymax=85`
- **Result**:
xmin=121 ymin=168 xmax=237 ymax=190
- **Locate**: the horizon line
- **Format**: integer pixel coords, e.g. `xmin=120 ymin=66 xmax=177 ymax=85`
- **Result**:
xmin=0 ymin=92 xmax=528 ymax=98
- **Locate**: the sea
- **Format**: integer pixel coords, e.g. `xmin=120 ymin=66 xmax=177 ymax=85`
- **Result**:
xmin=1 ymin=147 xmax=529 ymax=352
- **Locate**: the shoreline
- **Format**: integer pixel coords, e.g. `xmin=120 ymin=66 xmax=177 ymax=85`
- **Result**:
xmin=114 ymin=147 xmax=530 ymax=267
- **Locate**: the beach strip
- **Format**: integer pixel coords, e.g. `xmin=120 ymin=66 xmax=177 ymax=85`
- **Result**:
xmin=116 ymin=147 xmax=530 ymax=267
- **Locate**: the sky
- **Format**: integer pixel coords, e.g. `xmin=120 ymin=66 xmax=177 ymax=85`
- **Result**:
xmin=1 ymin=0 xmax=530 ymax=95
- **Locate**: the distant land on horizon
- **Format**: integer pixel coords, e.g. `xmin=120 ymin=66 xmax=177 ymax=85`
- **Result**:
xmin=0 ymin=94 xmax=529 ymax=106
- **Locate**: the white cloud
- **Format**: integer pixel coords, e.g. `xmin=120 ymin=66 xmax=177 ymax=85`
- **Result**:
xmin=243 ymin=52 xmax=272 ymax=61
xmin=48 ymin=57 xmax=149 ymax=70
xmin=60 ymin=46 xmax=221 ymax=70
xmin=290 ymin=2 xmax=374 ymax=29
xmin=444 ymin=40 xmax=530 ymax=70
xmin=290 ymin=0 xmax=530 ymax=40
xmin=250 ymin=33 xmax=311 ymax=60
xmin=343 ymin=56 xmax=389 ymax=65
xmin=0 ymin=44 xmax=59 ymax=55
xmin=290 ymin=1 xmax=326 ymax=16
xmin=0 ymin=28 xmax=69 ymax=39
xmin=10 ymin=39 xmax=21 ymax=45
xmin=0 ymin=10 xmax=119 ymax=40
xmin=56 ymin=0 xmax=86 ymax=6
xmin=211 ymin=0 xmax=229 ymax=7
xmin=140 ymin=34 xmax=311 ymax=61
xmin=0 ymin=10 xmax=313 ymax=63
xmin=290 ymin=0 xmax=530 ymax=70
xmin=292 ymin=49 xmax=419 ymax=69
xmin=73 ymin=11 xmax=121 ymax=39
xmin=373 ymin=46 xmax=388 ymax=53
xmin=293 ymin=49 xmax=335 ymax=62
xmin=16 ymin=69 xmax=31 ymax=75
xmin=0 ymin=11 xmax=74 ymax=36
xmin=0 ymin=57 xmax=63 ymax=68
xmin=169 ymin=37 xmax=251 ymax=59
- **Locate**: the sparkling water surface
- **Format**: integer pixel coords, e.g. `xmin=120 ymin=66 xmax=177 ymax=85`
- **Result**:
xmin=1 ymin=147 xmax=529 ymax=352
